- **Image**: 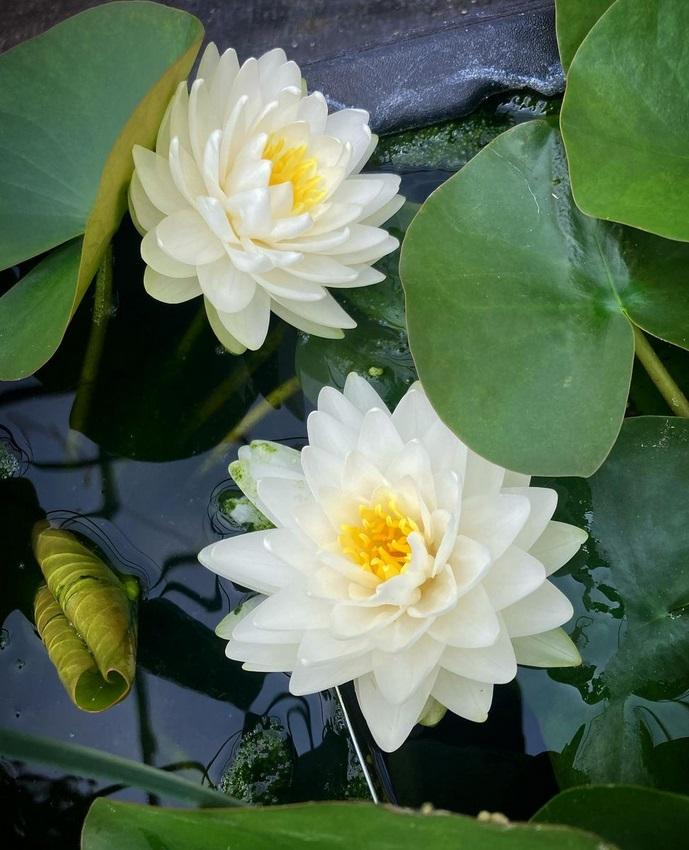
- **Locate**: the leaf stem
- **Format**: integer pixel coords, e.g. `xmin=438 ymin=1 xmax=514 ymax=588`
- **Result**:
xmin=633 ymin=326 xmax=689 ymax=417
xmin=70 ymin=245 xmax=114 ymax=435
xmin=0 ymin=728 xmax=236 ymax=808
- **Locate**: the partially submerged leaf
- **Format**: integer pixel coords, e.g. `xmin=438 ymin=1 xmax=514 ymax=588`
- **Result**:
xmin=0 ymin=2 xmax=204 ymax=379
xmin=0 ymin=727 xmax=233 ymax=808
xmin=520 ymin=417 xmax=689 ymax=788
xmin=532 ymin=785 xmax=689 ymax=850
xmin=561 ymin=0 xmax=689 ymax=241
xmin=32 ymin=523 xmax=138 ymax=712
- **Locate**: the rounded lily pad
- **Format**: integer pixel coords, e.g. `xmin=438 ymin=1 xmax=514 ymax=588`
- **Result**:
xmin=560 ymin=0 xmax=689 ymax=241
xmin=400 ymin=119 xmax=689 ymax=476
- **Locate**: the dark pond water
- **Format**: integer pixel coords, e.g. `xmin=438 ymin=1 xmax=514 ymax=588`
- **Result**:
xmin=7 ymin=88 xmax=687 ymax=848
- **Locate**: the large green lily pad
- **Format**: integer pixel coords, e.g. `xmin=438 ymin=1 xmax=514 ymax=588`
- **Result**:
xmin=554 ymin=0 xmax=615 ymax=72
xmin=533 ymin=785 xmax=689 ymax=850
xmin=560 ymin=0 xmax=689 ymax=242
xmin=400 ymin=119 xmax=689 ymax=476
xmin=0 ymin=1 xmax=203 ymax=380
xmin=81 ymin=799 xmax=615 ymax=850
xmin=520 ymin=416 xmax=689 ymax=789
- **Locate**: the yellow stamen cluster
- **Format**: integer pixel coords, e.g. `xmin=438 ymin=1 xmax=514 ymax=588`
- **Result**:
xmin=339 ymin=496 xmax=419 ymax=582
xmin=264 ymin=133 xmax=327 ymax=214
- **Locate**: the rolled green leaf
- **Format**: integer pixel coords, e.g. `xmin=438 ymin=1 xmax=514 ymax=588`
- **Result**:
xmin=32 ymin=522 xmax=138 ymax=712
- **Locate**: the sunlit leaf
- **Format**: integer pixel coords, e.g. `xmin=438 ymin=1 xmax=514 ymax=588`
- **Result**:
xmin=0 ymin=2 xmax=204 ymax=379
xmin=532 ymin=785 xmax=689 ymax=850
xmin=32 ymin=523 xmax=138 ymax=712
xmin=400 ymin=119 xmax=689 ymax=476
xmin=81 ymin=798 xmax=614 ymax=850
xmin=561 ymin=0 xmax=689 ymax=241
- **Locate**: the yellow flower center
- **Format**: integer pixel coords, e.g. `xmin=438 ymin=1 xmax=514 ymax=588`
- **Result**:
xmin=264 ymin=133 xmax=327 ymax=214
xmin=339 ymin=496 xmax=419 ymax=582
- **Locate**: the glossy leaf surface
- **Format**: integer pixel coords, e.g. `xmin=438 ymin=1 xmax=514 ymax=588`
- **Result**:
xmin=400 ymin=119 xmax=689 ymax=476
xmin=554 ymin=0 xmax=615 ymax=72
xmin=561 ymin=0 xmax=689 ymax=241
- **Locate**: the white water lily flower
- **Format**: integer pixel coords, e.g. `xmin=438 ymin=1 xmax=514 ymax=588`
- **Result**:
xmin=129 ymin=44 xmax=403 ymax=353
xmin=199 ymin=376 xmax=586 ymax=752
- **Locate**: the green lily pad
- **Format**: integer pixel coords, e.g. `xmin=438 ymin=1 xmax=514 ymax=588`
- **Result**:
xmin=560 ymin=0 xmax=689 ymax=241
xmin=0 ymin=1 xmax=203 ymax=380
xmin=81 ymin=799 xmax=615 ymax=850
xmin=520 ymin=416 xmax=689 ymax=789
xmin=400 ymin=119 xmax=689 ymax=476
xmin=554 ymin=0 xmax=615 ymax=72
xmin=533 ymin=785 xmax=689 ymax=850
xmin=32 ymin=523 xmax=138 ymax=712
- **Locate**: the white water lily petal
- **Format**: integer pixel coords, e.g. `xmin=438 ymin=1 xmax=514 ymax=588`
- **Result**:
xmin=460 ymin=493 xmax=531 ymax=561
xmin=250 ymin=587 xmax=331 ymax=631
xmin=429 ymin=584 xmax=500 ymax=648
xmin=299 ymin=629 xmax=370 ymax=665
xmin=356 ymin=670 xmax=435 ymax=752
xmin=156 ymin=210 xmax=225 ymax=265
xmin=269 ymin=301 xmax=346 ymax=339
xmin=432 ymin=670 xmax=493 ymax=723
xmin=204 ymin=298 xmax=247 ymax=355
xmin=530 ymin=521 xmax=588 ymax=576
xmin=228 ymin=640 xmax=298 ymax=670
xmin=215 ymin=286 xmax=271 ymax=350
xmin=501 ymin=580 xmax=574 ymax=637
xmin=129 ymin=171 xmax=164 ymax=234
xmin=198 ymin=530 xmax=296 ymax=594
xmin=512 ymin=627 xmax=581 ymax=667
xmin=482 ymin=546 xmax=546 ymax=611
xmin=197 ymin=255 xmax=256 ymax=313
xmin=307 ymin=410 xmax=358 ymax=456
xmin=301 ymin=445 xmax=344 ymax=498
xmin=143 ymin=267 xmax=200 ymax=304
xmin=442 ymin=625 xmax=517 ymax=684
xmin=141 ymin=230 xmax=195 ymax=278
xmin=199 ymin=377 xmax=583 ymax=753
xmin=373 ymin=636 xmax=443 ymax=705
xmin=331 ymin=602 xmax=401 ymax=639
xmin=289 ymin=652 xmax=372 ymax=695
xmin=132 ymin=46 xmax=401 ymax=350
xmin=132 ymin=145 xmax=186 ymax=215
xmin=508 ymin=486 xmax=558 ymax=551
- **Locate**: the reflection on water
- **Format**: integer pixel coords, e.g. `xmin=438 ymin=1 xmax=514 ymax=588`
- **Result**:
xmin=0 ymin=217 xmax=369 ymax=845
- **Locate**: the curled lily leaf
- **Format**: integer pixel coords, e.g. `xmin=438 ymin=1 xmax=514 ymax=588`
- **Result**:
xmin=32 ymin=522 xmax=139 ymax=712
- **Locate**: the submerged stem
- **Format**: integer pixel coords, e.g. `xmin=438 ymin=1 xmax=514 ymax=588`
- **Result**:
xmin=70 ymin=245 xmax=114 ymax=434
xmin=633 ymin=325 xmax=689 ymax=417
